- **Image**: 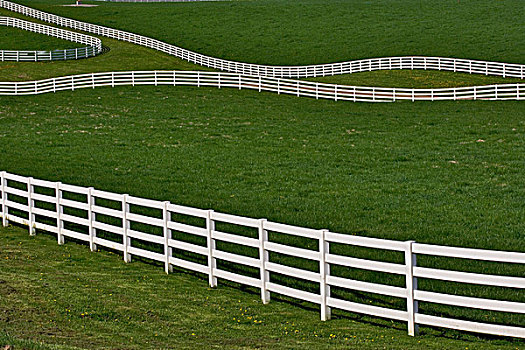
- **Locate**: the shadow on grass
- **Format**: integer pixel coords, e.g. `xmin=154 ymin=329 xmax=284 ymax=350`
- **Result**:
xmin=15 ymin=225 xmax=525 ymax=347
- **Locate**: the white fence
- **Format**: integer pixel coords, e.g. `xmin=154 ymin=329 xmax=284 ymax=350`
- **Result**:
xmin=0 ymin=70 xmax=524 ymax=102
xmin=1 ymin=171 xmax=523 ymax=338
xmin=0 ymin=16 xmax=102 ymax=61
xmin=1 ymin=0 xmax=524 ymax=79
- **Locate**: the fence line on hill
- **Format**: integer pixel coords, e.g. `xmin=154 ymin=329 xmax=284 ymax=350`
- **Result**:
xmin=0 ymin=70 xmax=524 ymax=102
xmin=1 ymin=171 xmax=524 ymax=338
xmin=1 ymin=0 xmax=524 ymax=80
xmin=0 ymin=16 xmax=102 ymax=61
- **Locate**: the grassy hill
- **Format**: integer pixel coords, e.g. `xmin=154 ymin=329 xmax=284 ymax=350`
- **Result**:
xmin=0 ymin=25 xmax=85 ymax=50
xmin=14 ymin=0 xmax=525 ymax=65
xmin=1 ymin=225 xmax=522 ymax=349
xmin=0 ymin=0 xmax=523 ymax=348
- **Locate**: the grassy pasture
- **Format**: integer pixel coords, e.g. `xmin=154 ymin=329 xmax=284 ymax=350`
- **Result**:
xmin=14 ymin=0 xmax=525 ymax=65
xmin=0 ymin=2 xmax=522 ymax=87
xmin=0 ymin=225 xmax=523 ymax=350
xmin=0 ymin=8 xmax=207 ymax=82
xmin=0 ymin=0 xmax=524 ymax=348
xmin=1 ymin=86 xmax=524 ymax=337
xmin=308 ymin=71 xmax=524 ymax=89
xmin=0 ymin=26 xmax=84 ymax=50
xmin=1 ymin=86 xmax=524 ymax=251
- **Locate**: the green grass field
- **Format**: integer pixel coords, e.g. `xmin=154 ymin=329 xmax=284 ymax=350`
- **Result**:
xmin=0 ymin=8 xmax=206 ymax=82
xmin=1 ymin=225 xmax=522 ymax=350
xmin=0 ymin=2 xmax=521 ymax=87
xmin=0 ymin=0 xmax=524 ymax=348
xmin=2 ymin=87 xmax=524 ymax=251
xmin=14 ymin=0 xmax=525 ymax=65
xmin=0 ymin=26 xmax=84 ymax=50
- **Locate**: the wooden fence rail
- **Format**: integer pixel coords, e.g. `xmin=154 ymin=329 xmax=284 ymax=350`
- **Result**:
xmin=1 ymin=171 xmax=523 ymax=338
xmin=0 ymin=16 xmax=102 ymax=61
xmin=0 ymin=70 xmax=524 ymax=102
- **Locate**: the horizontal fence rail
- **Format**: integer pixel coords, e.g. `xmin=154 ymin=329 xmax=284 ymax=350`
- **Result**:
xmin=0 ymin=16 xmax=102 ymax=61
xmin=1 ymin=171 xmax=523 ymax=339
xmin=0 ymin=70 xmax=524 ymax=102
xmin=1 ymin=0 xmax=524 ymax=79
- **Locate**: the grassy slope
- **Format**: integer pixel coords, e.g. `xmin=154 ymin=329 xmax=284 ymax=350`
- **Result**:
xmin=0 ymin=1 xmax=521 ymax=87
xmin=1 ymin=86 xmax=524 ymax=252
xmin=0 ymin=0 xmax=523 ymax=348
xmin=0 ymin=26 xmax=84 ymax=50
xmin=15 ymin=0 xmax=525 ymax=65
xmin=0 ymin=8 xmax=208 ymax=82
xmin=1 ymin=225 xmax=522 ymax=350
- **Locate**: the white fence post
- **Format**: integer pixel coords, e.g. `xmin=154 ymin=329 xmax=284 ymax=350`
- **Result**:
xmin=27 ymin=177 xmax=35 ymax=235
xmin=163 ymin=201 xmax=172 ymax=274
xmin=56 ymin=182 xmax=64 ymax=245
xmin=206 ymin=209 xmax=217 ymax=287
xmin=0 ymin=171 xmax=6 ymax=227
xmin=320 ymin=229 xmax=331 ymax=321
xmin=122 ymin=194 xmax=131 ymax=262
xmin=258 ymin=218 xmax=270 ymax=304
xmin=405 ymin=240 xmax=418 ymax=336
xmin=88 ymin=187 xmax=96 ymax=251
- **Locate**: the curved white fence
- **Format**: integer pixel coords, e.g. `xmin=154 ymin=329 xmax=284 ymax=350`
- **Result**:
xmin=1 ymin=70 xmax=524 ymax=102
xmin=0 ymin=16 xmax=102 ymax=61
xmin=1 ymin=0 xmax=524 ymax=79
xmin=0 ymin=171 xmax=523 ymax=338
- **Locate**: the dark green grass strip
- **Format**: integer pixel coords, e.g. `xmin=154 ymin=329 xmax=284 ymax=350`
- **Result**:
xmin=0 ymin=26 xmax=85 ymax=50
xmin=307 ymin=70 xmax=524 ymax=89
